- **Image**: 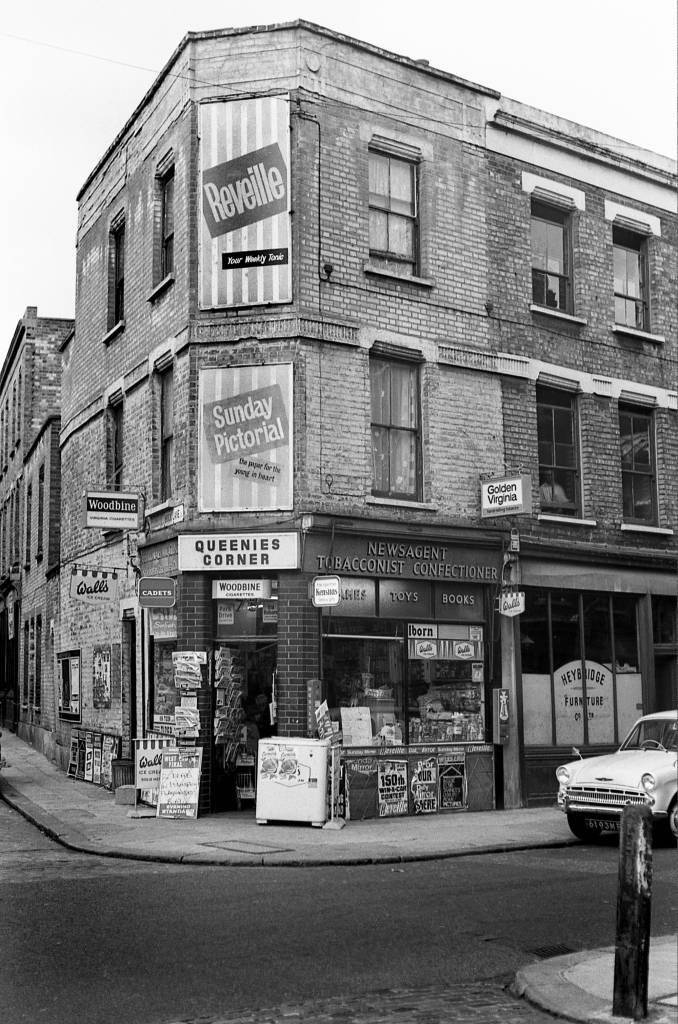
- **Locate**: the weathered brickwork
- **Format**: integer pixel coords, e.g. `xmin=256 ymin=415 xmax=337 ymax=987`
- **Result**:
xmin=5 ymin=24 xmax=672 ymax=803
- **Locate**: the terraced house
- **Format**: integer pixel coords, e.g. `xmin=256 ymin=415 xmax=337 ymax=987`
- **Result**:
xmin=7 ymin=21 xmax=676 ymax=819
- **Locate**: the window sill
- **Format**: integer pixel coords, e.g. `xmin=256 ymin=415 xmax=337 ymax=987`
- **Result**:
xmin=530 ymin=304 xmax=587 ymax=325
xmin=148 ymin=274 xmax=175 ymax=303
xmin=103 ymin=320 xmax=125 ymax=345
xmin=364 ymin=260 xmax=434 ymax=288
xmin=612 ymin=324 xmax=665 ymax=345
xmin=538 ymin=513 xmax=597 ymax=526
xmin=367 ymin=495 xmax=437 ymax=511
xmin=146 ymin=499 xmax=174 ymax=517
xmin=620 ymin=523 xmax=673 ymax=536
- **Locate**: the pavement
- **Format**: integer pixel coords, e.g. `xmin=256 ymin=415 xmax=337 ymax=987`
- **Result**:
xmin=1 ymin=728 xmax=676 ymax=1024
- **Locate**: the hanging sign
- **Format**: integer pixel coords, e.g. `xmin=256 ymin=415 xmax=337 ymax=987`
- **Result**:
xmin=138 ymin=577 xmax=176 ymax=608
xmin=498 ymin=590 xmax=525 ymax=617
xmin=70 ymin=568 xmax=118 ymax=605
xmin=212 ymin=579 xmax=272 ymax=600
xmin=480 ymin=474 xmax=532 ymax=518
xmin=311 ymin=575 xmax=341 ymax=607
xmin=83 ymin=491 xmax=141 ymax=530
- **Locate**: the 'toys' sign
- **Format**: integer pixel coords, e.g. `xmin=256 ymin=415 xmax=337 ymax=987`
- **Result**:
xmin=138 ymin=577 xmax=176 ymax=608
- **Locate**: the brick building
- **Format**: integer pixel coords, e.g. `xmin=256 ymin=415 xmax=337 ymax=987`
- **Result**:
xmin=53 ymin=21 xmax=676 ymax=815
xmin=0 ymin=307 xmax=73 ymax=762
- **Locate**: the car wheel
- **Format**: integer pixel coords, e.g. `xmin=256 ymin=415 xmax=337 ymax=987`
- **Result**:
xmin=567 ymin=813 xmax=597 ymax=841
xmin=667 ymin=798 xmax=678 ymax=841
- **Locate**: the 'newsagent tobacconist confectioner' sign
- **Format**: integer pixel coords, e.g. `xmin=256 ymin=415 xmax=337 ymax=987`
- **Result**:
xmin=302 ymin=535 xmax=501 ymax=582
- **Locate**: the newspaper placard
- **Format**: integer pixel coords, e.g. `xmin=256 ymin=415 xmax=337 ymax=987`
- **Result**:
xmin=157 ymin=747 xmax=203 ymax=819
xmin=377 ymin=759 xmax=408 ymax=817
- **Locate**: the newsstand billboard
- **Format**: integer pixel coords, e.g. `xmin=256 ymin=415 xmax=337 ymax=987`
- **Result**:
xmin=198 ymin=364 xmax=293 ymax=512
xmin=199 ymin=96 xmax=291 ymax=308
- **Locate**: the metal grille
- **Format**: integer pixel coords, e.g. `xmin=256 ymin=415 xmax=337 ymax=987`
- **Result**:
xmin=567 ymin=785 xmax=648 ymax=808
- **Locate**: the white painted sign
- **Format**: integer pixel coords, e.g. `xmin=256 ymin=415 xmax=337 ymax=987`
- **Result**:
xmin=480 ymin=475 xmax=532 ymax=518
xmin=311 ymin=575 xmax=341 ymax=607
xmin=499 ymin=590 xmax=526 ymax=617
xmin=84 ymin=491 xmax=141 ymax=530
xmin=178 ymin=532 xmax=299 ymax=571
xmin=212 ymin=579 xmax=272 ymax=600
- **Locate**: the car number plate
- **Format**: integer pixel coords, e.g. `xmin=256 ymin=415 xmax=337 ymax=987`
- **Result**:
xmin=587 ymin=818 xmax=619 ymax=833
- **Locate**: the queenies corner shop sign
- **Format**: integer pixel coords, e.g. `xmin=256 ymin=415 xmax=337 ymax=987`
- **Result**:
xmin=178 ymin=531 xmax=299 ymax=572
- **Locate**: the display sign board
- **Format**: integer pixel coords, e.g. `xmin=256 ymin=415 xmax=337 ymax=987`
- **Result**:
xmin=198 ymin=363 xmax=293 ymax=512
xmin=70 ymin=567 xmax=119 ymax=605
xmin=179 ymin=532 xmax=299 ymax=572
xmin=199 ymin=96 xmax=291 ymax=309
xmin=377 ymin=759 xmax=409 ymax=817
xmin=480 ymin=474 xmax=532 ymax=518
xmin=83 ymin=491 xmax=141 ymax=530
xmin=212 ymin=578 xmax=272 ymax=600
xmin=311 ymin=575 xmax=341 ymax=607
xmin=498 ymin=590 xmax=525 ymax=617
xmin=134 ymin=737 xmax=176 ymax=790
xmin=156 ymin=747 xmax=203 ymax=819
xmin=138 ymin=577 xmax=176 ymax=608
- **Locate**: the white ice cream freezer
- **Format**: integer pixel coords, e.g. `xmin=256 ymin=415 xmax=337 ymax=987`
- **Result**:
xmin=255 ymin=737 xmax=330 ymax=826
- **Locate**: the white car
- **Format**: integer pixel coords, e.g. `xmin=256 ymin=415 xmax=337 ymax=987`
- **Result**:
xmin=556 ymin=711 xmax=678 ymax=842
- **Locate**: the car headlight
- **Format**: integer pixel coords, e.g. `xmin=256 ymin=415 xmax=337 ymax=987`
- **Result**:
xmin=641 ymin=773 xmax=656 ymax=794
xmin=556 ymin=766 xmax=570 ymax=784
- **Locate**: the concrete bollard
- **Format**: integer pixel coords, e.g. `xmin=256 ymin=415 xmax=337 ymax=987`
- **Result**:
xmin=612 ymin=804 xmax=653 ymax=1020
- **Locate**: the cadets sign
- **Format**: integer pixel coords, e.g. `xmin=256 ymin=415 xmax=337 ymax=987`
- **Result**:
xmin=138 ymin=577 xmax=176 ymax=608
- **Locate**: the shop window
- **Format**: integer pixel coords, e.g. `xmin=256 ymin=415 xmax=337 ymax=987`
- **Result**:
xmin=613 ymin=226 xmax=648 ymax=331
xmin=150 ymin=639 xmax=178 ymax=732
xmin=619 ymin=405 xmax=656 ymax=524
xmin=58 ymin=650 xmax=81 ymax=721
xmin=537 ymin=385 xmax=580 ymax=516
xmin=107 ymin=215 xmax=125 ymax=330
xmin=530 ymin=199 xmax=572 ymax=313
xmin=520 ymin=589 xmax=640 ymax=749
xmin=370 ymin=357 xmax=420 ymax=500
xmin=652 ymin=596 xmax=677 ymax=645
xmin=368 ymin=149 xmax=418 ymax=276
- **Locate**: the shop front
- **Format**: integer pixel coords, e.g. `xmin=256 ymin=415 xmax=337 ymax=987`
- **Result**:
xmin=303 ymin=525 xmax=504 ymax=818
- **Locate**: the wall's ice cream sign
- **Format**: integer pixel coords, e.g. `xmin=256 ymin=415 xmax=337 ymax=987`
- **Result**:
xmin=199 ymin=364 xmax=293 ymax=512
xmin=200 ymin=97 xmax=291 ymax=308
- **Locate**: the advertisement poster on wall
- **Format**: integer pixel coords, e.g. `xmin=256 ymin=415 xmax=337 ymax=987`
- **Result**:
xmin=199 ymin=96 xmax=291 ymax=308
xmin=198 ymin=364 xmax=293 ymax=511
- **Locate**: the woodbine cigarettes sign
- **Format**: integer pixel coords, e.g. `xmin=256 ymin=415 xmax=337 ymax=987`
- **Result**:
xmin=198 ymin=364 xmax=293 ymax=511
xmin=84 ymin=491 xmax=141 ymax=530
xmin=199 ymin=96 xmax=291 ymax=308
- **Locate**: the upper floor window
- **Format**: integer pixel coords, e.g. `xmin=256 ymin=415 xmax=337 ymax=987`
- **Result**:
xmin=369 ymin=150 xmax=418 ymax=275
xmin=537 ymin=385 xmax=580 ymax=517
xmin=36 ymin=464 xmax=45 ymax=558
xmin=619 ymin=406 xmax=656 ymax=523
xmin=613 ymin=227 xmax=648 ymax=331
xmin=108 ymin=217 xmax=125 ymax=329
xmin=531 ymin=200 xmax=572 ymax=313
xmin=370 ymin=356 xmax=420 ymax=500
xmin=24 ymin=482 xmax=32 ymax=565
xmin=160 ymin=169 xmax=175 ymax=280
xmin=160 ymin=366 xmax=174 ymax=501
xmin=108 ymin=401 xmax=124 ymax=491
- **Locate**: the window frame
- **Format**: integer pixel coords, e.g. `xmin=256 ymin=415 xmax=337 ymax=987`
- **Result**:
xmin=108 ymin=401 xmax=124 ymax=492
xmin=24 ymin=481 xmax=32 ymax=567
xmin=537 ymin=384 xmax=581 ymax=517
xmin=36 ymin=464 xmax=44 ymax=559
xmin=160 ymin=365 xmax=174 ymax=502
xmin=370 ymin=355 xmax=422 ymax=501
xmin=530 ymin=199 xmax=573 ymax=314
xmin=619 ymin=404 xmax=657 ymax=525
xmin=108 ymin=215 xmax=126 ymax=330
xmin=368 ymin=148 xmax=419 ymax=276
xmin=613 ymin=226 xmax=649 ymax=332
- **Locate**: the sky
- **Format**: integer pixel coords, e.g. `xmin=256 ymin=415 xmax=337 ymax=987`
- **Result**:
xmin=0 ymin=0 xmax=675 ymax=361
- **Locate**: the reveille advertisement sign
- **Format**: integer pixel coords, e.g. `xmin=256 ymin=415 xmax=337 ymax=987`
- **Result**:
xmin=199 ymin=96 xmax=291 ymax=308
xmin=198 ymin=364 xmax=293 ymax=512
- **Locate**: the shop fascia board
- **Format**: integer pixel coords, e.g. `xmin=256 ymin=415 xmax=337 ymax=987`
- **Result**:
xmin=300 ymin=513 xmax=504 ymax=550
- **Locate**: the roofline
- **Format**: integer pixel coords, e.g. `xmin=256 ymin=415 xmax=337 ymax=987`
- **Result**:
xmin=76 ymin=18 xmax=501 ymax=200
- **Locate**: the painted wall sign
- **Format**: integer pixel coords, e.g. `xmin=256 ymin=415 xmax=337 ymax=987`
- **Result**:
xmin=321 ymin=579 xmax=377 ymax=618
xmin=138 ymin=577 xmax=176 ymax=608
xmin=304 ymin=535 xmax=500 ymax=582
xmin=179 ymin=532 xmax=298 ymax=572
xmin=70 ymin=567 xmax=118 ymax=604
xmin=378 ymin=579 xmax=432 ymax=618
xmin=198 ymin=364 xmax=293 ymax=512
xmin=555 ymin=659 xmax=614 ymax=733
xmin=480 ymin=474 xmax=532 ymax=517
xmin=199 ymin=96 xmax=291 ymax=308
xmin=212 ymin=579 xmax=272 ymax=600
xmin=83 ymin=491 xmax=141 ymax=530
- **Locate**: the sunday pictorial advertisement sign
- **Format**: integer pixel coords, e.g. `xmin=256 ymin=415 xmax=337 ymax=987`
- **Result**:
xmin=198 ymin=364 xmax=293 ymax=512
xmin=199 ymin=96 xmax=291 ymax=308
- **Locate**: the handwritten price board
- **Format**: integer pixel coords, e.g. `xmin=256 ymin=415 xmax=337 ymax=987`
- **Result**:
xmin=156 ymin=747 xmax=203 ymax=819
